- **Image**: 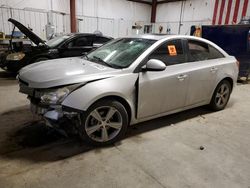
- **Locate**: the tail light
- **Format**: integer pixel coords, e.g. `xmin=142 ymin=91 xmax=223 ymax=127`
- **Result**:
xmin=236 ymin=60 xmax=240 ymax=69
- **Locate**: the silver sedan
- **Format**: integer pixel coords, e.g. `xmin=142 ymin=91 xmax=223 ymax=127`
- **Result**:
xmin=18 ymin=35 xmax=239 ymax=146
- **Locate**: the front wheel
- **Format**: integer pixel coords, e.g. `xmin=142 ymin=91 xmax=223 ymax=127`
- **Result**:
xmin=79 ymin=99 xmax=129 ymax=146
xmin=209 ymin=80 xmax=232 ymax=111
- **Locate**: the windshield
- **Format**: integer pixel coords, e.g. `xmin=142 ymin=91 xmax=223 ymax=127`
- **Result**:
xmin=87 ymin=38 xmax=156 ymax=68
xmin=46 ymin=35 xmax=71 ymax=48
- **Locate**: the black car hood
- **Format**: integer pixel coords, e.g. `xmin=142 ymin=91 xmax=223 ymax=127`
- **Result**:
xmin=8 ymin=18 xmax=45 ymax=46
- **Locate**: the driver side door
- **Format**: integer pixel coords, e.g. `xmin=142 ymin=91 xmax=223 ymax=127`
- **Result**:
xmin=137 ymin=39 xmax=190 ymax=119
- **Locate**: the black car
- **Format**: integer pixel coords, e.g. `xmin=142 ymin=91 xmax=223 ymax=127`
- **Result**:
xmin=0 ymin=18 xmax=113 ymax=72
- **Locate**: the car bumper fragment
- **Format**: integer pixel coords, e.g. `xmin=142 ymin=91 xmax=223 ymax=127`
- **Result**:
xmin=30 ymin=102 xmax=78 ymax=126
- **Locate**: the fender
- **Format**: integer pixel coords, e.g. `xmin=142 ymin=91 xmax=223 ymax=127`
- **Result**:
xmin=62 ymin=73 xmax=138 ymax=116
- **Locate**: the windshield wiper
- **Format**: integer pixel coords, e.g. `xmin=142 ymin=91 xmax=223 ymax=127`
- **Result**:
xmin=92 ymin=56 xmax=113 ymax=68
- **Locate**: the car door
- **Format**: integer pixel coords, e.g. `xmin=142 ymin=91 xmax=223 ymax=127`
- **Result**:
xmin=59 ymin=36 xmax=93 ymax=57
xmin=184 ymin=39 xmax=225 ymax=106
xmin=137 ymin=39 xmax=190 ymax=119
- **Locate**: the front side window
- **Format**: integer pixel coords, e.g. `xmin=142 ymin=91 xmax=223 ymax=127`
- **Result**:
xmin=87 ymin=38 xmax=155 ymax=68
xmin=148 ymin=39 xmax=186 ymax=65
xmin=67 ymin=37 xmax=93 ymax=48
xmin=94 ymin=37 xmax=110 ymax=44
xmin=188 ymin=40 xmax=224 ymax=62
xmin=46 ymin=35 xmax=71 ymax=48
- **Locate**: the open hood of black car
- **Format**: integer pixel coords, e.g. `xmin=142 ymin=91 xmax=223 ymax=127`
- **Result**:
xmin=8 ymin=18 xmax=45 ymax=45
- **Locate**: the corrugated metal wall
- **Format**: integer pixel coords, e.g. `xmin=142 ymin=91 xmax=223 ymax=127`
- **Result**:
xmin=0 ymin=7 xmax=70 ymax=40
xmin=155 ymin=0 xmax=213 ymax=35
xmin=155 ymin=0 xmax=250 ymax=35
xmin=76 ymin=0 xmax=151 ymax=38
xmin=0 ymin=0 xmax=151 ymax=39
xmin=77 ymin=15 xmax=115 ymax=37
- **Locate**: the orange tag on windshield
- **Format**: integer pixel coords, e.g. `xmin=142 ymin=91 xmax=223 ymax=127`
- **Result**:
xmin=168 ymin=45 xmax=177 ymax=56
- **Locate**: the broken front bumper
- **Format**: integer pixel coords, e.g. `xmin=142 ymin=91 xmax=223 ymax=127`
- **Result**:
xmin=19 ymin=80 xmax=81 ymax=126
xmin=30 ymin=101 xmax=79 ymax=128
xmin=30 ymin=102 xmax=64 ymax=121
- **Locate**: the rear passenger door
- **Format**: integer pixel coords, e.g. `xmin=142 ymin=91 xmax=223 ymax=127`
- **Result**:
xmin=184 ymin=39 xmax=225 ymax=106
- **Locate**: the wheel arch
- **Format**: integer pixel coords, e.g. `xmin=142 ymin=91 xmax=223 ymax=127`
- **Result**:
xmin=216 ymin=77 xmax=234 ymax=93
xmin=223 ymin=77 xmax=234 ymax=91
xmin=210 ymin=76 xmax=234 ymax=102
xmin=91 ymin=95 xmax=132 ymax=124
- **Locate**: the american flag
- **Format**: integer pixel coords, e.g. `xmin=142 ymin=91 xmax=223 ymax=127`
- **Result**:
xmin=212 ymin=0 xmax=249 ymax=25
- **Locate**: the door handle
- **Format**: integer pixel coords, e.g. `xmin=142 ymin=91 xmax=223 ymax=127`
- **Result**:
xmin=210 ymin=67 xmax=218 ymax=73
xmin=177 ymin=74 xmax=188 ymax=81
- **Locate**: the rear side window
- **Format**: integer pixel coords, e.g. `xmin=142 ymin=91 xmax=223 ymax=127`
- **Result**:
xmin=209 ymin=45 xmax=225 ymax=59
xmin=67 ymin=37 xmax=93 ymax=48
xmin=148 ymin=39 xmax=186 ymax=65
xmin=188 ymin=40 xmax=224 ymax=62
xmin=94 ymin=37 xmax=110 ymax=44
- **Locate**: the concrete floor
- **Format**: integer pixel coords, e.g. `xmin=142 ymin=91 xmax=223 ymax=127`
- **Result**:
xmin=0 ymin=70 xmax=250 ymax=188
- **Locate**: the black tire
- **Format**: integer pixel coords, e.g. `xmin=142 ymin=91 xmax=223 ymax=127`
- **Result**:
xmin=33 ymin=57 xmax=49 ymax=63
xmin=209 ymin=80 xmax=232 ymax=111
xmin=79 ymin=99 xmax=129 ymax=146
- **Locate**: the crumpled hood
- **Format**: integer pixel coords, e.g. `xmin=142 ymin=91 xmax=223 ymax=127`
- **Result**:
xmin=18 ymin=57 xmax=121 ymax=88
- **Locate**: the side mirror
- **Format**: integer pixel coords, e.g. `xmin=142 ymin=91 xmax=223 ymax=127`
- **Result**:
xmin=142 ymin=59 xmax=166 ymax=72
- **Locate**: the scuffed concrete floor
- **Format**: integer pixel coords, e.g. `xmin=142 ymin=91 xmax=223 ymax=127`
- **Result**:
xmin=0 ymin=70 xmax=250 ymax=188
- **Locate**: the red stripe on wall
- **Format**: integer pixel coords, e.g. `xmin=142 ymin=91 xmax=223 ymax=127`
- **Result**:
xmin=225 ymin=0 xmax=233 ymax=24
xmin=212 ymin=0 xmax=219 ymax=25
xmin=242 ymin=0 xmax=249 ymax=18
xmin=218 ymin=0 xmax=226 ymax=25
xmin=233 ymin=0 xmax=240 ymax=24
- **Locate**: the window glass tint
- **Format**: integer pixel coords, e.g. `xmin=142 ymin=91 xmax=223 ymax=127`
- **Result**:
xmin=94 ymin=37 xmax=110 ymax=44
xmin=67 ymin=37 xmax=92 ymax=47
xmin=188 ymin=40 xmax=224 ymax=62
xmin=149 ymin=39 xmax=186 ymax=65
xmin=209 ymin=45 xmax=225 ymax=59
xmin=46 ymin=35 xmax=70 ymax=48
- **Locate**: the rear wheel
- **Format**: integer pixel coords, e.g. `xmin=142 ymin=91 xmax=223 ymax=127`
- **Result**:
xmin=209 ymin=80 xmax=232 ymax=111
xmin=79 ymin=99 xmax=129 ymax=146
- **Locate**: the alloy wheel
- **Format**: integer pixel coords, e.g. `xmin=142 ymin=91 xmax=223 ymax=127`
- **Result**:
xmin=85 ymin=106 xmax=123 ymax=142
xmin=215 ymin=83 xmax=230 ymax=108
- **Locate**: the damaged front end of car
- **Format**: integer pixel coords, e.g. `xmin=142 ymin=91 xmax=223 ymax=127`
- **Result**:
xmin=18 ymin=78 xmax=83 ymax=130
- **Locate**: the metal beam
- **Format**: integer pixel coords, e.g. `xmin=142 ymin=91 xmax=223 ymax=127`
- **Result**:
xmin=127 ymin=0 xmax=184 ymax=23
xmin=151 ymin=0 xmax=157 ymax=23
xmin=127 ymin=0 xmax=152 ymax=5
xmin=70 ymin=0 xmax=76 ymax=33
xmin=157 ymin=0 xmax=184 ymax=4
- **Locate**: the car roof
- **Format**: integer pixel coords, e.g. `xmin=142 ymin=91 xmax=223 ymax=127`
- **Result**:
xmin=125 ymin=34 xmax=172 ymax=40
xmin=66 ymin=33 xmax=113 ymax=39
xmin=123 ymin=34 xmax=214 ymax=41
